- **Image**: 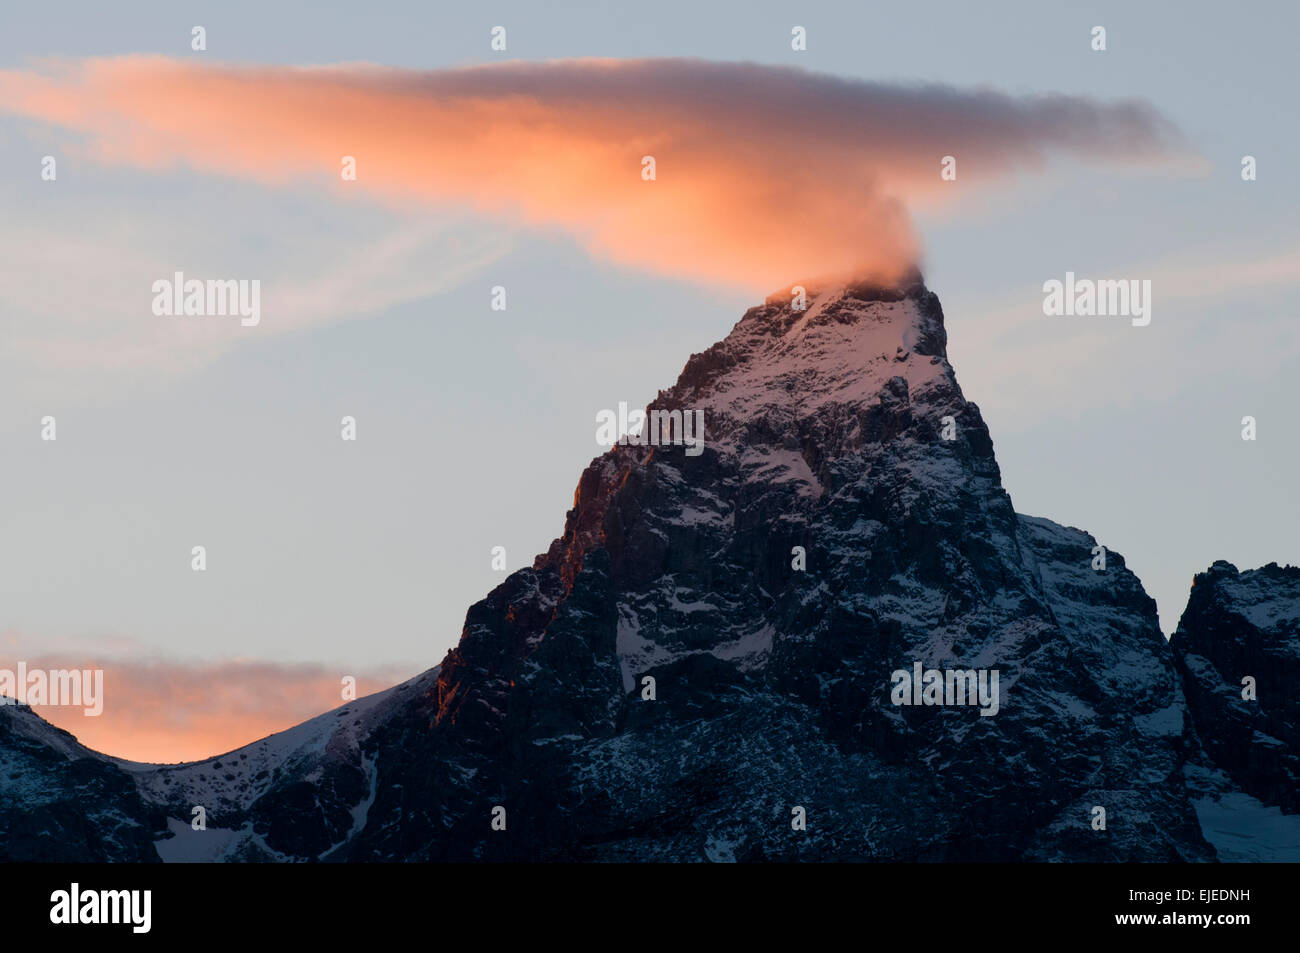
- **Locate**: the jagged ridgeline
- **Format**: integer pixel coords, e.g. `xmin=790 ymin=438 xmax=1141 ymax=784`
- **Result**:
xmin=2 ymin=278 xmax=1296 ymax=861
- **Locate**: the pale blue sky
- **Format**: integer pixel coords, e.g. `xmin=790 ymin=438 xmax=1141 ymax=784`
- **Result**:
xmin=1 ymin=0 xmax=1296 ymax=681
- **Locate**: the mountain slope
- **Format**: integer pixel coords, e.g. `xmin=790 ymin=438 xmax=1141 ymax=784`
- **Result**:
xmin=342 ymin=276 xmax=1212 ymax=860
xmin=0 ymin=669 xmax=439 ymax=862
xmin=0 ymin=703 xmax=163 ymax=861
xmin=3 ymin=276 xmax=1294 ymax=862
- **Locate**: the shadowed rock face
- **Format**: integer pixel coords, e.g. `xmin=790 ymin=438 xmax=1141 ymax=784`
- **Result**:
xmin=347 ymin=278 xmax=1213 ymax=861
xmin=1172 ymin=561 xmax=1300 ymax=812
xmin=2 ymin=280 xmax=1292 ymax=862
xmin=0 ymin=705 xmax=163 ymax=862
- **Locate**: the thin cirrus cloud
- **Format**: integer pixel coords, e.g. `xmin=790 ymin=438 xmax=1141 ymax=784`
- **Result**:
xmin=0 ymin=190 xmax=507 ymax=396
xmin=0 ymin=55 xmax=1190 ymax=291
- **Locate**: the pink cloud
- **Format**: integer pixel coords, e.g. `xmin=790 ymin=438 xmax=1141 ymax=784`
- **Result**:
xmin=6 ymin=655 xmax=414 ymax=763
xmin=0 ymin=56 xmax=1186 ymax=290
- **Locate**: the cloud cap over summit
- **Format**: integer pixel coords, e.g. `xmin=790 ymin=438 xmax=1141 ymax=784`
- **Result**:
xmin=0 ymin=56 xmax=1187 ymax=290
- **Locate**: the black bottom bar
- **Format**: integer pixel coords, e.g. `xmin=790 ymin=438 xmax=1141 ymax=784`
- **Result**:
xmin=3 ymin=862 xmax=1280 ymax=940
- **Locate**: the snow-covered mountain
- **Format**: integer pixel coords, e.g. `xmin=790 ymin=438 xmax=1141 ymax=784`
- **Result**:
xmin=1172 ymin=560 xmax=1300 ymax=856
xmin=2 ymin=276 xmax=1296 ymax=861
xmin=0 ymin=701 xmax=162 ymax=861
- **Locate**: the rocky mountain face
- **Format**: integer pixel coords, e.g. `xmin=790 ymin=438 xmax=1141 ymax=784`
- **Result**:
xmin=0 ymin=703 xmax=162 ymax=861
xmin=1 ymin=277 xmax=1295 ymax=862
xmin=1172 ymin=561 xmax=1300 ymax=812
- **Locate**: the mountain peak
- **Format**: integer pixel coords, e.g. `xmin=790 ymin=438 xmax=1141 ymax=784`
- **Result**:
xmin=655 ymin=273 xmax=955 ymax=457
xmin=763 ymin=267 xmax=929 ymax=309
xmin=540 ymin=280 xmax=978 ymax=591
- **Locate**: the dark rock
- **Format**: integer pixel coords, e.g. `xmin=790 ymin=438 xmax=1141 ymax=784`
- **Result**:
xmin=1172 ymin=561 xmax=1300 ymax=811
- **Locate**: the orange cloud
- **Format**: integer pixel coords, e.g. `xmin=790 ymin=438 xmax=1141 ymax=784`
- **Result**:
xmin=8 ymin=656 xmax=413 ymax=764
xmin=0 ymin=56 xmax=1186 ymax=290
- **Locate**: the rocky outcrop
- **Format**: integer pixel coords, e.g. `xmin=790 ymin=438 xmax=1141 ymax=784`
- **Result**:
xmin=1172 ymin=561 xmax=1300 ymax=812
xmin=0 ymin=703 xmax=163 ymax=861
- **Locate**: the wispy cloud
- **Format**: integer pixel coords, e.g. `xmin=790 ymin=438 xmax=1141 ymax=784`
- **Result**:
xmin=0 ymin=185 xmax=506 ymax=399
xmin=945 ymin=244 xmax=1300 ymax=428
xmin=0 ymin=56 xmax=1189 ymax=291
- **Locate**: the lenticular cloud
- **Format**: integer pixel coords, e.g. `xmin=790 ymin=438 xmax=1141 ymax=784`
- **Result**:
xmin=0 ymin=56 xmax=1185 ymax=290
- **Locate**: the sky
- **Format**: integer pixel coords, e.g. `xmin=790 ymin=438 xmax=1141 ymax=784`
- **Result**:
xmin=1 ymin=0 xmax=1296 ymax=761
